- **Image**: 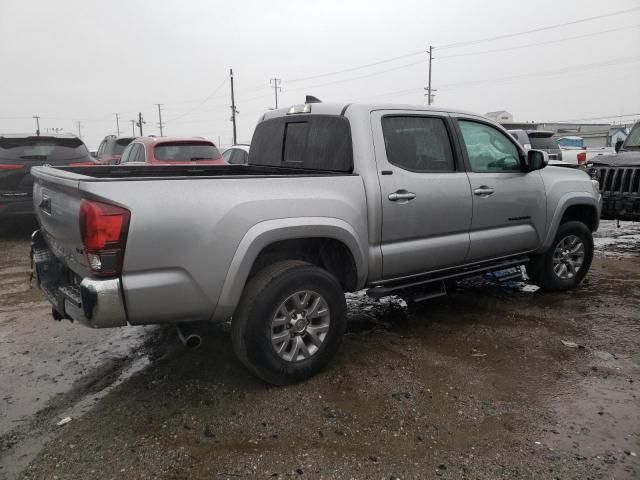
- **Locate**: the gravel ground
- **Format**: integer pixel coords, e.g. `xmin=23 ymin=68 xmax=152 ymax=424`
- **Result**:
xmin=0 ymin=218 xmax=638 ymax=479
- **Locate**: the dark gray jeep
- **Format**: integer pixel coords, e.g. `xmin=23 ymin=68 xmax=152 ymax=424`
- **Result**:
xmin=592 ymin=121 xmax=640 ymax=221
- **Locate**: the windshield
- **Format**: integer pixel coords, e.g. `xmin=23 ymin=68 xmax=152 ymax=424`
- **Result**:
xmin=530 ymin=136 xmax=560 ymax=150
xmin=154 ymin=142 xmax=221 ymax=161
xmin=624 ymin=123 xmax=640 ymax=149
xmin=0 ymin=136 xmax=89 ymax=161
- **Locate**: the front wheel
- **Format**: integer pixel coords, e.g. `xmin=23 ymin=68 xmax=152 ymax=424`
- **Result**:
xmin=231 ymin=261 xmax=346 ymax=385
xmin=527 ymin=221 xmax=594 ymax=291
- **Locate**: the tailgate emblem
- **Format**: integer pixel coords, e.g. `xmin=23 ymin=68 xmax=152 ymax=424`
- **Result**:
xmin=39 ymin=195 xmax=52 ymax=214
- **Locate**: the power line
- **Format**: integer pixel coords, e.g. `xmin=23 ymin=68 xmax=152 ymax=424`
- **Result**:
xmin=285 ymin=50 xmax=425 ymax=84
xmin=284 ymin=59 xmax=426 ymax=93
xmin=437 ymin=55 xmax=640 ymax=90
xmin=436 ymin=6 xmax=640 ymax=49
xmin=164 ymin=77 xmax=228 ymax=123
xmin=553 ymin=113 xmax=640 ymax=122
xmin=352 ymin=55 xmax=640 ymax=102
xmin=438 ymin=24 xmax=640 ymax=59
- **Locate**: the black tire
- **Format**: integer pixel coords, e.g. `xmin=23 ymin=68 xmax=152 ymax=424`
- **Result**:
xmin=231 ymin=261 xmax=347 ymax=385
xmin=527 ymin=221 xmax=593 ymax=291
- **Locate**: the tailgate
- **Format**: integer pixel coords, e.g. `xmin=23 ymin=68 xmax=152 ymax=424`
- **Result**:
xmin=32 ymin=166 xmax=91 ymax=278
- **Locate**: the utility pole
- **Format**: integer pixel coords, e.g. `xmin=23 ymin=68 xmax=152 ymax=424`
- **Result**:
xmin=270 ymin=78 xmax=281 ymax=109
xmin=424 ymin=45 xmax=437 ymax=106
xmin=130 ymin=119 xmax=136 ymax=136
xmin=33 ymin=115 xmax=40 ymax=136
xmin=76 ymin=121 xmax=82 ymax=138
xmin=114 ymin=113 xmax=120 ymax=136
xmin=136 ymin=112 xmax=146 ymax=136
xmin=229 ymin=68 xmax=238 ymax=144
xmin=155 ymin=104 xmax=164 ymax=136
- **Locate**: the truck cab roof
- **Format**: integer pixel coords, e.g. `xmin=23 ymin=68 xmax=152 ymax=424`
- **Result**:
xmin=261 ymin=102 xmax=482 ymax=121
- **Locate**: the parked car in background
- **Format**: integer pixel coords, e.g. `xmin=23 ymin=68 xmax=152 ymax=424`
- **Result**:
xmin=31 ymin=101 xmax=600 ymax=385
xmin=509 ymin=130 xmax=563 ymax=161
xmin=557 ymin=136 xmax=614 ymax=165
xmin=590 ymin=121 xmax=640 ymax=221
xmin=0 ymin=133 xmax=91 ymax=217
xmin=94 ymin=135 xmax=136 ymax=164
xmin=222 ymin=144 xmax=250 ymax=165
xmin=119 ymin=137 xmax=227 ymax=165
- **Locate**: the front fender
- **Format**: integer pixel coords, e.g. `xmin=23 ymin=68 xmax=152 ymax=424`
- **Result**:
xmin=541 ymin=192 xmax=601 ymax=251
xmin=211 ymin=217 xmax=367 ymax=322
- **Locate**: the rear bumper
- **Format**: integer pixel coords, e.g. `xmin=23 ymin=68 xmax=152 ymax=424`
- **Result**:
xmin=31 ymin=230 xmax=127 ymax=328
xmin=0 ymin=194 xmax=34 ymax=216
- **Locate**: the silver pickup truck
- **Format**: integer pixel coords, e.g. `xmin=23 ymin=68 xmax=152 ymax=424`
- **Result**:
xmin=31 ymin=102 xmax=601 ymax=385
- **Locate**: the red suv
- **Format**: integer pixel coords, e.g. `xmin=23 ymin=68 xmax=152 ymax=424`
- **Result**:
xmin=119 ymin=137 xmax=227 ymax=165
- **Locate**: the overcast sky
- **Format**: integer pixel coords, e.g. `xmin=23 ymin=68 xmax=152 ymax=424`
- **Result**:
xmin=1 ymin=0 xmax=639 ymax=148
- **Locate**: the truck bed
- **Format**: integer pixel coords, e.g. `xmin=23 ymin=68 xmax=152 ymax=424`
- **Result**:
xmin=31 ymin=164 xmax=368 ymax=326
xmin=44 ymin=164 xmax=353 ymax=181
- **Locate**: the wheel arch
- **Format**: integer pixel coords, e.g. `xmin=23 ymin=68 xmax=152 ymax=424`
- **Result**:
xmin=541 ymin=193 xmax=600 ymax=251
xmin=212 ymin=217 xmax=367 ymax=321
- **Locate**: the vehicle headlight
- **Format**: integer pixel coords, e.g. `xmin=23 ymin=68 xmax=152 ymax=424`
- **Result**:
xmin=591 ymin=178 xmax=600 ymax=195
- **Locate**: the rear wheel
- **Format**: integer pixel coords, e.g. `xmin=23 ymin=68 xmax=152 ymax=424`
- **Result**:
xmin=231 ymin=261 xmax=346 ymax=385
xmin=527 ymin=221 xmax=593 ymax=291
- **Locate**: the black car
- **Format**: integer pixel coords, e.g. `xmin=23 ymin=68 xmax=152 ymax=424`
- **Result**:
xmin=0 ymin=133 xmax=91 ymax=218
xmin=591 ymin=121 xmax=640 ymax=221
xmin=94 ymin=135 xmax=136 ymax=164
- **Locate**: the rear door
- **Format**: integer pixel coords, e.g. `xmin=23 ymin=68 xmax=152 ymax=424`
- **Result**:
xmin=454 ymin=118 xmax=546 ymax=262
xmin=372 ymin=111 xmax=473 ymax=279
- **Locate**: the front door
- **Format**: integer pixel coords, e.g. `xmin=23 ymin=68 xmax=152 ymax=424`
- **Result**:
xmin=372 ymin=111 xmax=473 ymax=279
xmin=455 ymin=118 xmax=546 ymax=262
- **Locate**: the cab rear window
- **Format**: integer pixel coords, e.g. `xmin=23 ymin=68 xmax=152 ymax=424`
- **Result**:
xmin=249 ymin=115 xmax=353 ymax=172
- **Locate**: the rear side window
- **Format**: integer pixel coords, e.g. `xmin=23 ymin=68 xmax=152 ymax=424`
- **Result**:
xmin=249 ymin=115 xmax=353 ymax=172
xmin=529 ymin=136 xmax=559 ymax=150
xmin=154 ymin=142 xmax=222 ymax=161
xmin=229 ymin=149 xmax=248 ymax=165
xmin=0 ymin=137 xmax=89 ymax=161
xmin=381 ymin=116 xmax=455 ymax=172
xmin=113 ymin=138 xmax=134 ymax=155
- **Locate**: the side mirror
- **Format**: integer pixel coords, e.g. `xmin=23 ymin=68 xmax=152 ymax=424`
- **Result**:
xmin=526 ymin=149 xmax=548 ymax=171
xmin=615 ymin=140 xmax=624 ymax=153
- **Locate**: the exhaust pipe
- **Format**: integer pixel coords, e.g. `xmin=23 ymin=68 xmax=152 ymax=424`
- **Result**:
xmin=176 ymin=323 xmax=202 ymax=349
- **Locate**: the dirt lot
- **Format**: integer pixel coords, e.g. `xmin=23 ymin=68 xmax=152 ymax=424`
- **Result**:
xmin=1 ymin=218 xmax=639 ymax=479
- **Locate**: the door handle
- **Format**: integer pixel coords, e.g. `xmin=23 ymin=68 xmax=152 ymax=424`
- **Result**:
xmin=474 ymin=186 xmax=495 ymax=197
xmin=388 ymin=191 xmax=416 ymax=202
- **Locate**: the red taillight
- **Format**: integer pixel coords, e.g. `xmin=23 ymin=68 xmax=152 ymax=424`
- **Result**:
xmin=577 ymin=152 xmax=587 ymax=164
xmin=79 ymin=200 xmax=130 ymax=277
xmin=0 ymin=164 xmax=22 ymax=170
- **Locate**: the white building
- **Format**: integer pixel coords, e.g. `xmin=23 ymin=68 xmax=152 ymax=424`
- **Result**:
xmin=485 ymin=110 xmax=513 ymax=123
